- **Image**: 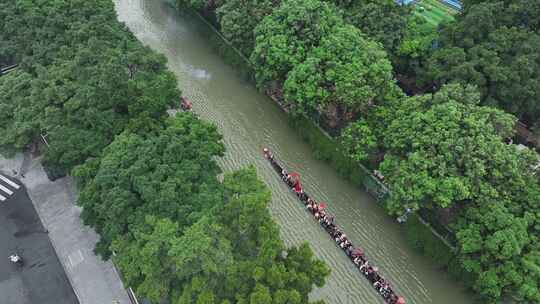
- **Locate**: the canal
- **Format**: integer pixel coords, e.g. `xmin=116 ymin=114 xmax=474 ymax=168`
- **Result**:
xmin=114 ymin=1 xmax=474 ymax=303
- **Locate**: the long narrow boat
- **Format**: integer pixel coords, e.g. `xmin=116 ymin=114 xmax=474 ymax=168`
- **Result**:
xmin=263 ymin=148 xmax=406 ymax=304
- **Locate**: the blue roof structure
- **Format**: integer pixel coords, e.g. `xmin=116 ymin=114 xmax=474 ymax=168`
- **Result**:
xmin=441 ymin=0 xmax=462 ymax=10
xmin=395 ymin=0 xmax=415 ymax=5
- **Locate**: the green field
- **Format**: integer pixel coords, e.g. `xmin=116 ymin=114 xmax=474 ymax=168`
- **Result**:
xmin=414 ymin=0 xmax=457 ymax=27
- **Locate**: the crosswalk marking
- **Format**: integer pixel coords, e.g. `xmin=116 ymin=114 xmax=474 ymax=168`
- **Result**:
xmin=0 ymin=175 xmax=19 ymax=189
xmin=0 ymin=184 xmax=13 ymax=196
xmin=0 ymin=194 xmax=5 ymax=201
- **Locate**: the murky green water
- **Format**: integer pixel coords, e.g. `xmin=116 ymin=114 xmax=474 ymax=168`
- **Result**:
xmin=114 ymin=1 xmax=475 ymax=303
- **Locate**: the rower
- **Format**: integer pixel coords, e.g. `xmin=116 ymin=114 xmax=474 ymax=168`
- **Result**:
xmin=325 ymin=215 xmax=334 ymax=226
xmin=380 ymin=282 xmax=390 ymax=294
xmin=360 ymin=260 xmax=369 ymax=272
xmin=345 ymin=245 xmax=353 ymax=256
xmin=387 ymin=294 xmax=398 ymax=304
xmin=317 ymin=210 xmax=326 ymax=222
xmin=263 ymin=148 xmax=273 ymax=160
xmin=298 ymin=190 xmax=307 ymax=201
xmin=320 ymin=214 xmax=328 ymax=226
xmin=327 ymin=224 xmax=338 ymax=235
xmin=333 ymin=230 xmax=342 ymax=242
xmin=370 ymin=268 xmax=380 ymax=283
xmin=353 ymin=256 xmax=362 ymax=265
xmin=374 ymin=278 xmax=385 ymax=291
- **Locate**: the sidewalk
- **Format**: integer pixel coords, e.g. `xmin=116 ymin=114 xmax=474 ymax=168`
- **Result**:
xmin=0 ymin=153 xmax=131 ymax=304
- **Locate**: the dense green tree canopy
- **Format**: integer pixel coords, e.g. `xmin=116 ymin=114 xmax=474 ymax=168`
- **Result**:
xmin=112 ymin=167 xmax=330 ymax=304
xmin=340 ymin=119 xmax=377 ymax=163
xmin=217 ymin=0 xmax=278 ymax=56
xmin=250 ymin=0 xmax=343 ymax=86
xmin=379 ymin=84 xmax=524 ymax=212
xmin=0 ymin=0 xmax=129 ymax=68
xmin=338 ymin=0 xmax=412 ymax=56
xmin=283 ymin=24 xmax=394 ymax=122
xmin=453 ymin=199 xmax=539 ymax=302
xmin=358 ymin=83 xmax=540 ymax=302
xmin=111 ymin=216 xmax=181 ymax=302
xmin=0 ymin=0 xmax=179 ymax=172
xmin=424 ymin=1 xmax=540 ymax=127
xmin=74 ymin=113 xmax=225 ymax=257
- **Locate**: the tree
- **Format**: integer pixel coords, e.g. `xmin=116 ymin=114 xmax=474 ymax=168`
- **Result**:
xmin=340 ymin=119 xmax=377 ymax=162
xmin=0 ymin=71 xmax=42 ymax=156
xmin=379 ymin=83 xmax=519 ymax=213
xmin=112 ymin=167 xmax=331 ymax=304
xmin=74 ymin=113 xmax=225 ymax=257
xmin=216 ymin=167 xmax=330 ymax=304
xmin=250 ymin=0 xmax=343 ymax=86
xmin=283 ymin=24 xmax=394 ymax=124
xmin=339 ymin=0 xmax=412 ymax=56
xmin=171 ymin=167 xmax=330 ymax=304
xmin=38 ymin=47 xmax=178 ymax=172
xmin=453 ymin=198 xmax=539 ymax=302
xmin=0 ymin=0 xmax=180 ymax=173
xmin=170 ymin=216 xmax=233 ymax=283
xmin=217 ymin=0 xmax=278 ymax=56
xmin=111 ymin=216 xmax=180 ymax=303
xmin=375 ymin=83 xmax=540 ymax=302
xmin=424 ymin=1 xmax=540 ymax=127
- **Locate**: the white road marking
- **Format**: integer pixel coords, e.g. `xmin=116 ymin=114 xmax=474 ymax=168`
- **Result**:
xmin=0 ymin=194 xmax=5 ymax=201
xmin=0 ymin=175 xmax=20 ymax=189
xmin=67 ymin=249 xmax=84 ymax=268
xmin=0 ymin=184 xmax=13 ymax=196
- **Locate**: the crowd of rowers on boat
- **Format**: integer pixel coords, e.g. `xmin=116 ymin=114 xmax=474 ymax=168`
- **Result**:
xmin=263 ymin=148 xmax=406 ymax=304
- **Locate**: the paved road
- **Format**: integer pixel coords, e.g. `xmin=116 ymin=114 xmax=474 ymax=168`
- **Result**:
xmin=0 ymin=174 xmax=79 ymax=304
xmin=0 ymin=153 xmax=131 ymax=304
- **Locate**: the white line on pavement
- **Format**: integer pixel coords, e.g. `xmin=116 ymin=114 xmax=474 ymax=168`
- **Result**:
xmin=0 ymin=175 xmax=20 ymax=189
xmin=0 ymin=194 xmax=5 ymax=201
xmin=0 ymin=184 xmax=14 ymax=196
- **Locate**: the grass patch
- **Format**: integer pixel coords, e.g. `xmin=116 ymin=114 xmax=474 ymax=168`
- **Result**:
xmin=415 ymin=0 xmax=457 ymax=27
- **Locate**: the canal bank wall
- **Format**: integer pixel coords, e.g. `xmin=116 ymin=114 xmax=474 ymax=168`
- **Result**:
xmin=165 ymin=2 xmax=476 ymax=289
